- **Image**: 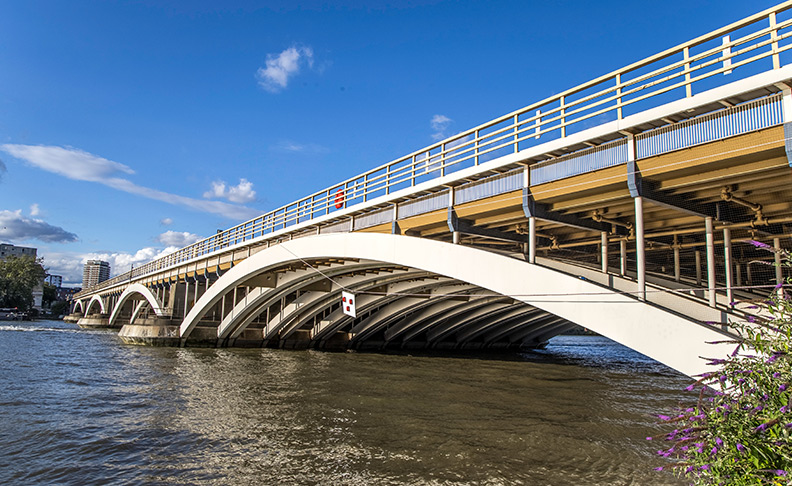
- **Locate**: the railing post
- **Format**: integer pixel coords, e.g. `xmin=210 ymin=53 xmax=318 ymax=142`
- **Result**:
xmin=684 ymin=46 xmax=692 ymax=98
xmin=411 ymin=155 xmax=416 ymax=186
xmin=534 ymin=109 xmax=541 ymax=139
xmin=560 ymin=96 xmax=566 ymax=137
xmin=722 ymin=35 xmax=732 ymax=75
xmin=386 ymin=165 xmax=391 ymax=194
xmin=616 ymin=75 xmax=623 ymax=120
xmin=620 ymin=239 xmax=627 ymax=276
xmin=513 ymin=114 xmax=519 ymax=153
xmin=474 ymin=130 xmax=480 ymax=166
xmin=441 ymin=146 xmax=446 ymax=177
xmin=706 ymin=217 xmax=716 ymax=307
xmin=771 ymin=12 xmax=781 ymax=70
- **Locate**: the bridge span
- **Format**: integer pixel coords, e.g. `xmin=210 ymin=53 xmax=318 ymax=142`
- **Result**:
xmin=71 ymin=4 xmax=792 ymax=378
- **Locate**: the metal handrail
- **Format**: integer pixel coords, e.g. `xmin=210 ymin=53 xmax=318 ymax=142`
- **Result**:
xmin=75 ymin=2 xmax=792 ymax=298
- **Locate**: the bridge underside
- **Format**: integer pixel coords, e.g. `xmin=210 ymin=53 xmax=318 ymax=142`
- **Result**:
xmin=106 ymin=233 xmax=738 ymax=378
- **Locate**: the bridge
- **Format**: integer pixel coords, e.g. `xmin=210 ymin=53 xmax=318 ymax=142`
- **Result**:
xmin=70 ymin=3 xmax=792 ymax=378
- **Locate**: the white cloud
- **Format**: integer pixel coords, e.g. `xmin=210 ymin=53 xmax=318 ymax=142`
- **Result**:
xmin=0 ymin=144 xmax=261 ymax=221
xmin=0 ymin=209 xmax=78 ymax=243
xmin=1 ymin=144 xmax=134 ymax=181
xmin=156 ymin=230 xmax=202 ymax=247
xmin=160 ymin=217 xmax=173 ymax=226
xmin=256 ymin=46 xmax=314 ymax=93
xmin=271 ymin=140 xmax=329 ymax=154
xmin=203 ymin=178 xmax=256 ymax=204
xmin=430 ymin=114 xmax=453 ymax=141
xmin=29 ymin=203 xmax=40 ymax=216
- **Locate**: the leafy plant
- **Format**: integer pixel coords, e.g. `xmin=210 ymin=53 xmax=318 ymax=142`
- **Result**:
xmin=651 ymin=242 xmax=791 ymax=485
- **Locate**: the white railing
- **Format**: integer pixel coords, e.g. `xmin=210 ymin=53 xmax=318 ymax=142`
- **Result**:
xmin=530 ymin=139 xmax=629 ymax=185
xmin=76 ymin=2 xmax=792 ymax=297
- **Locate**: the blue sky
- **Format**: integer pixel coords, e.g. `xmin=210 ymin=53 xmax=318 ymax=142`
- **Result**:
xmin=0 ymin=0 xmax=775 ymax=286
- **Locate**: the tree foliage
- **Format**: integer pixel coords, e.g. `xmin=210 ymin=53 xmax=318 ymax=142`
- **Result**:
xmin=0 ymin=255 xmax=46 ymax=311
xmin=652 ymin=242 xmax=791 ymax=484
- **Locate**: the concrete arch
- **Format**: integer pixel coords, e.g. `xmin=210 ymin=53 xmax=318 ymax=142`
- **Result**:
xmin=85 ymin=295 xmax=106 ymax=315
xmin=73 ymin=299 xmax=85 ymax=314
xmin=182 ymin=232 xmax=737 ymax=377
xmin=108 ymin=283 xmax=168 ymax=327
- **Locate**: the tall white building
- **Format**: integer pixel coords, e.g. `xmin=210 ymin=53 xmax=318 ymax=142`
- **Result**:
xmin=82 ymin=260 xmax=110 ymax=289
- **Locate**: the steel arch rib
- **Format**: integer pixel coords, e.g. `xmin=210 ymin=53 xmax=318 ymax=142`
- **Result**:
xmin=108 ymin=283 xmax=168 ymax=327
xmin=86 ymin=294 xmax=106 ymax=315
xmin=181 ymin=232 xmax=734 ymax=377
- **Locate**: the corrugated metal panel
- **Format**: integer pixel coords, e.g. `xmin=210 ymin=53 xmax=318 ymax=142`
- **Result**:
xmin=530 ymin=139 xmax=628 ymax=185
xmin=354 ymin=208 xmax=393 ymax=230
xmin=319 ymin=219 xmax=352 ymax=234
xmin=455 ymin=169 xmax=523 ymax=204
xmin=398 ymin=190 xmax=449 ymax=219
xmin=636 ymin=94 xmax=783 ymax=158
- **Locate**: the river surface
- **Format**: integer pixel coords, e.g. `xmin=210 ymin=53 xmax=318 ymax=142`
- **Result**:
xmin=0 ymin=320 xmax=690 ymax=485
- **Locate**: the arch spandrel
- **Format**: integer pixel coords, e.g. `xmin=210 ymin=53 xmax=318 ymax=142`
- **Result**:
xmin=108 ymin=283 xmax=168 ymax=327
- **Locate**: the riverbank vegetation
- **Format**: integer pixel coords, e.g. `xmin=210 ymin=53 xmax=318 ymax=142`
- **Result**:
xmin=0 ymin=255 xmax=46 ymax=311
xmin=652 ymin=242 xmax=791 ymax=484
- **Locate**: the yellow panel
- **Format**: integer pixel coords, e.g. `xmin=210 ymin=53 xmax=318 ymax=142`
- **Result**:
xmin=455 ymin=190 xmax=522 ymax=219
xmin=356 ymin=222 xmax=392 ymax=234
xmin=398 ymin=209 xmax=448 ymax=232
xmin=206 ymin=265 xmax=217 ymax=274
xmin=639 ymin=126 xmax=784 ymax=180
xmin=531 ymin=165 xmax=627 ymax=201
xmin=218 ymin=262 xmax=231 ymax=271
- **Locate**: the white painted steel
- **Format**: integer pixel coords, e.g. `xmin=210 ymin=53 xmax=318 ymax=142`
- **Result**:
xmin=108 ymin=283 xmax=169 ymax=327
xmin=85 ymin=294 xmax=106 ymax=316
xmin=181 ymin=232 xmax=737 ymax=377
xmin=724 ymin=227 xmax=733 ymax=305
xmin=706 ymin=217 xmax=717 ymax=307
xmin=635 ymin=196 xmax=646 ymax=301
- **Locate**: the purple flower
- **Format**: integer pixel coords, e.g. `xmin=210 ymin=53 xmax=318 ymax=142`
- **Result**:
xmin=749 ymin=240 xmax=770 ymax=248
xmin=657 ymin=414 xmax=671 ymax=421
xmin=736 ymin=443 xmax=746 ymax=453
xmin=775 ymin=470 xmax=788 ymax=477
xmin=780 ymin=384 xmax=787 ymax=392
xmin=715 ymin=437 xmax=723 ymax=447
xmin=747 ymin=315 xmax=757 ymax=323
xmin=774 ymin=372 xmax=781 ymax=378
xmin=710 ymin=446 xmax=718 ymax=455
xmin=646 ymin=436 xmax=653 ymax=441
xmin=653 ymin=466 xmax=664 ymax=471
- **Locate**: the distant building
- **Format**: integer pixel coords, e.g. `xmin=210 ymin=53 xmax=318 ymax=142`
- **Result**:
xmin=56 ymin=287 xmax=81 ymax=302
xmin=0 ymin=243 xmax=37 ymax=259
xmin=82 ymin=260 xmax=110 ymax=289
xmin=45 ymin=274 xmax=63 ymax=288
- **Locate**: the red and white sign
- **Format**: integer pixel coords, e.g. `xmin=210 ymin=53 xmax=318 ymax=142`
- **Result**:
xmin=341 ymin=291 xmax=356 ymax=318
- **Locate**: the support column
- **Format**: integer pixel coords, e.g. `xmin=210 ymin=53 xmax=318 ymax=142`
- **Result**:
xmin=705 ymin=217 xmax=716 ymax=307
xmin=601 ymin=232 xmax=608 ymax=273
xmin=183 ymin=280 xmax=190 ymax=318
xmin=674 ymin=246 xmax=681 ymax=282
xmin=528 ymin=216 xmax=536 ymax=264
xmin=736 ymin=263 xmax=742 ymax=287
xmin=620 ymin=239 xmax=627 ymax=276
xmin=775 ymin=237 xmax=783 ymax=295
xmin=635 ymin=196 xmax=645 ymax=300
xmin=724 ymin=227 xmax=733 ymax=305
xmin=695 ymin=250 xmax=702 ymax=286
xmin=452 ymin=231 xmax=461 ymax=245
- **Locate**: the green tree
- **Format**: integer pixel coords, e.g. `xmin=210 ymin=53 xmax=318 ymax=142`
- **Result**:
xmin=42 ymin=282 xmax=57 ymax=307
xmin=0 ymin=256 xmax=46 ymax=311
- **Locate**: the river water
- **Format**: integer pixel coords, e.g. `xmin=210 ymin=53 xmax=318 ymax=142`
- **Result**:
xmin=0 ymin=320 xmax=690 ymax=485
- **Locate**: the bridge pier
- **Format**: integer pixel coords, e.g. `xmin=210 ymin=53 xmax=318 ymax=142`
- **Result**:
xmin=76 ymin=314 xmax=114 ymax=329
